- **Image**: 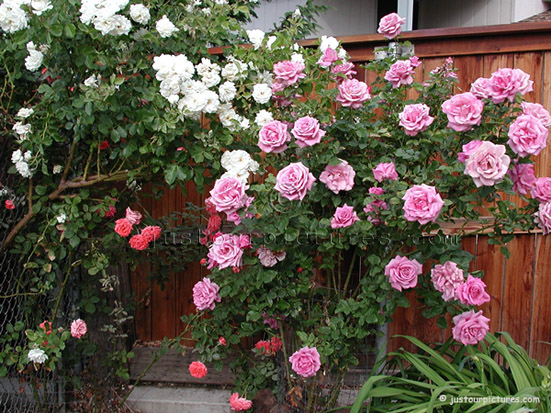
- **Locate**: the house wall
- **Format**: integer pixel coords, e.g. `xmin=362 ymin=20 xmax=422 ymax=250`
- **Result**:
xmin=417 ymin=0 xmax=549 ymax=29
xmin=243 ymin=0 xmax=378 ymax=37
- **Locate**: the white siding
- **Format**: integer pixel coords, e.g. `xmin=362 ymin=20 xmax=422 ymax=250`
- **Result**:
xmin=417 ymin=0 xmax=548 ymax=29
xmin=244 ymin=0 xmax=378 ymax=37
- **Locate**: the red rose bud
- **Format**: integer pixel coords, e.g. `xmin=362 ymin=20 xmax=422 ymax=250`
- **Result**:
xmin=5 ymin=200 xmax=15 ymax=210
xmin=297 ymin=267 xmax=303 ymax=273
xmin=219 ymin=337 xmax=227 ymax=346
xmin=100 ymin=140 xmax=110 ymax=150
xmin=200 ymin=258 xmax=207 ymax=265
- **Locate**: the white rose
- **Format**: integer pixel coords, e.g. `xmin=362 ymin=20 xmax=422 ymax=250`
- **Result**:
xmin=221 ymin=150 xmax=259 ymax=175
xmin=53 ymin=164 xmax=63 ymax=174
xmin=129 ymin=4 xmax=150 ymax=24
xmin=293 ymin=8 xmax=301 ymax=17
xmin=320 ymin=35 xmax=339 ymax=52
xmin=252 ymin=83 xmax=272 ymax=104
xmin=201 ymin=7 xmax=211 ymax=15
xmin=254 ymin=110 xmax=273 ymax=127
xmin=239 ymin=117 xmax=250 ymax=130
xmin=13 ymin=122 xmax=32 ymax=139
xmin=215 ymin=0 xmax=228 ymax=4
xmin=28 ymin=348 xmax=48 ymax=364
xmin=16 ymin=108 xmax=34 ymax=119
xmin=11 ymin=149 xmax=23 ymax=164
xmin=203 ymin=90 xmax=220 ymax=113
xmin=31 ymin=0 xmax=52 ymax=15
xmin=56 ymin=213 xmax=67 ymax=224
xmin=25 ymin=42 xmax=43 ymax=71
xmin=159 ymin=76 xmax=181 ymax=101
xmin=16 ymin=161 xmax=32 ymax=178
xmin=196 ymin=58 xmax=220 ymax=76
xmin=0 ymin=4 xmax=28 ymax=33
xmin=108 ymin=15 xmax=132 ymax=36
xmin=247 ymin=29 xmax=265 ymax=49
xmin=219 ymin=107 xmax=239 ymax=129
xmin=93 ymin=15 xmax=116 ymax=35
xmin=84 ymin=74 xmax=100 ymax=88
xmin=173 ymin=55 xmax=195 ymax=80
xmin=181 ymin=92 xmax=207 ymax=113
xmin=201 ymin=71 xmax=221 ymax=88
xmin=24 ymin=150 xmax=32 ymax=161
xmin=218 ymin=81 xmax=236 ymax=103
xmin=221 ymin=62 xmax=240 ymax=81
xmin=266 ymin=35 xmax=277 ymax=50
xmin=291 ymin=52 xmax=305 ymax=65
xmin=156 ymin=15 xmax=178 ymax=38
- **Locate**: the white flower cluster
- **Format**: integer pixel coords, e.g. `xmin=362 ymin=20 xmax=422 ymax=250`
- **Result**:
xmin=24 ymin=41 xmax=43 ymax=71
xmin=156 ymin=14 xmax=178 ymax=38
xmin=11 ymin=149 xmax=33 ymax=178
xmin=0 ymin=0 xmax=53 ymax=33
xmin=79 ymin=0 xmax=132 ymax=36
xmin=220 ymin=150 xmax=259 ymax=183
xmin=28 ymin=348 xmax=48 ymax=364
xmin=84 ymin=74 xmax=100 ymax=88
xmin=320 ymin=35 xmax=348 ymax=60
xmin=152 ymin=54 xmax=250 ymax=129
xmin=13 ymin=107 xmax=32 ymax=140
xmin=129 ymin=3 xmax=149 ymax=24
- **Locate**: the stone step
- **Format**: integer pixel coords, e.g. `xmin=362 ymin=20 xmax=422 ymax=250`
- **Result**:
xmin=124 ymin=385 xmax=231 ymax=413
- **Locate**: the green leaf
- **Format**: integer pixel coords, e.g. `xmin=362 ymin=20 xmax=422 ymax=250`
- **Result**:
xmin=64 ymin=23 xmax=77 ymax=38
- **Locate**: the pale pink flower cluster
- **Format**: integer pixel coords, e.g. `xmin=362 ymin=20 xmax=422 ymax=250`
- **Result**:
xmin=257 ymin=246 xmax=286 ymax=267
xmin=207 ymin=233 xmax=248 ymax=270
xmin=452 ymin=310 xmax=490 ymax=346
xmin=464 ymin=141 xmax=510 ymax=187
xmin=507 ymin=114 xmax=548 ymax=157
xmin=509 ymin=162 xmax=536 ymax=195
xmin=441 ymin=92 xmax=484 ymax=132
xmin=372 ymin=162 xmax=398 ymax=182
xmin=377 ymin=13 xmax=406 ymax=39
xmin=384 ymin=255 xmax=422 ymax=291
xmin=319 ymin=160 xmax=355 ymax=194
xmin=486 ymin=68 xmax=533 ymax=103
xmin=70 ymin=319 xmax=87 ymax=339
xmin=330 ymin=204 xmax=359 ymax=229
xmin=363 ymin=187 xmax=388 ymax=225
xmin=402 ymin=184 xmax=444 ymax=225
xmin=273 ymin=60 xmax=306 ymax=88
xmin=289 ymin=346 xmax=321 ymax=378
xmin=430 ymin=261 xmax=464 ymax=301
xmin=291 ymin=116 xmax=325 ymax=148
xmin=399 ymin=104 xmax=434 ymax=136
xmin=114 ymin=208 xmax=161 ymax=250
xmin=258 ymin=120 xmax=291 ymax=153
xmin=274 ymin=162 xmax=316 ymax=201
xmin=384 ymin=60 xmax=415 ymax=88
xmin=336 ymin=79 xmax=371 ymax=108
xmin=192 ymin=277 xmax=221 ymax=311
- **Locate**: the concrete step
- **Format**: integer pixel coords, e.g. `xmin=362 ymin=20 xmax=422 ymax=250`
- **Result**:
xmin=124 ymin=385 xmax=231 ymax=413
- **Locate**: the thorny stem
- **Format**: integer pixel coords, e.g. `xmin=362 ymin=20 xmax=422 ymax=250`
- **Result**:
xmin=342 ymin=247 xmax=358 ymax=296
xmin=279 ymin=320 xmax=293 ymax=391
xmin=51 ymin=251 xmax=74 ymax=321
xmin=82 ymin=145 xmax=94 ymax=181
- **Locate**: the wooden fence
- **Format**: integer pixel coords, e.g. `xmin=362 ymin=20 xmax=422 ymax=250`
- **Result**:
xmin=130 ymin=22 xmax=551 ymax=364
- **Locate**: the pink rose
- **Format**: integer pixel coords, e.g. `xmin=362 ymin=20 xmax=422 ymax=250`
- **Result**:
xmin=452 ymin=310 xmax=490 ymax=346
xmin=273 ymin=60 xmax=306 ymax=87
xmin=464 ymin=141 xmax=510 ymax=187
xmin=409 ymin=56 xmax=421 ymax=67
xmin=319 ymin=160 xmax=355 ymax=194
xmin=292 ymin=116 xmax=325 ymax=148
xmin=258 ymin=120 xmax=291 ymax=153
xmin=317 ymin=47 xmax=338 ymax=67
xmin=263 ymin=312 xmax=282 ymax=329
xmin=257 ymin=246 xmax=286 ymax=267
xmin=141 ymin=226 xmax=162 ymax=242
xmin=508 ymin=114 xmax=548 ymax=157
xmin=402 ymin=184 xmax=444 ymax=225
xmin=399 ymin=104 xmax=434 ymax=136
xmin=369 ymin=187 xmax=385 ymax=195
xmin=229 ymin=392 xmax=253 ymax=411
xmin=535 ymin=201 xmax=551 ymax=234
xmin=384 ymin=60 xmax=415 ymax=88
xmin=208 ymin=177 xmax=248 ymax=213
xmin=469 ymin=77 xmax=490 ymax=99
xmin=189 ymin=361 xmax=208 ymax=378
xmin=274 ymin=162 xmax=316 ymax=201
xmin=531 ymin=177 xmax=551 ymax=203
xmin=384 ymin=255 xmax=422 ymax=291
xmin=430 ymin=261 xmax=465 ymax=301
xmin=129 ymin=234 xmax=149 ymax=250
xmin=70 ymin=319 xmax=87 ymax=339
xmin=373 ymin=162 xmax=398 ymax=182
xmin=457 ymin=140 xmax=483 ymax=163
xmin=377 ymin=12 xmax=406 ymax=39
xmin=331 ymin=62 xmax=357 ymax=81
xmin=125 ymin=207 xmax=142 ymax=225
xmin=207 ymin=233 xmax=244 ymax=270
xmin=509 ymin=162 xmax=536 ymax=195
xmin=114 ymin=218 xmax=133 ymax=237
xmin=331 ymin=204 xmax=360 ymax=229
xmin=289 ymin=346 xmax=321 ymax=378
xmin=192 ymin=277 xmax=221 ymax=311
xmin=441 ymin=92 xmax=484 ymax=132
xmin=104 ymin=205 xmax=117 ymax=218
xmin=5 ymin=200 xmax=15 ymax=210
xmin=336 ymin=78 xmax=371 ymax=108
xmin=455 ymin=274 xmax=491 ymax=306
xmin=487 ymin=68 xmax=533 ymax=103
xmin=363 ymin=199 xmax=388 ymax=225
xmin=521 ymin=102 xmax=551 ymax=128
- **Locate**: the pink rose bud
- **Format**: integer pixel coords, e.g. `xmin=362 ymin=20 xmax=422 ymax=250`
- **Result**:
xmin=330 ymin=204 xmax=360 ymax=229
xmin=188 ymin=361 xmax=208 ymax=378
xmin=70 ymin=319 xmax=87 ymax=339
